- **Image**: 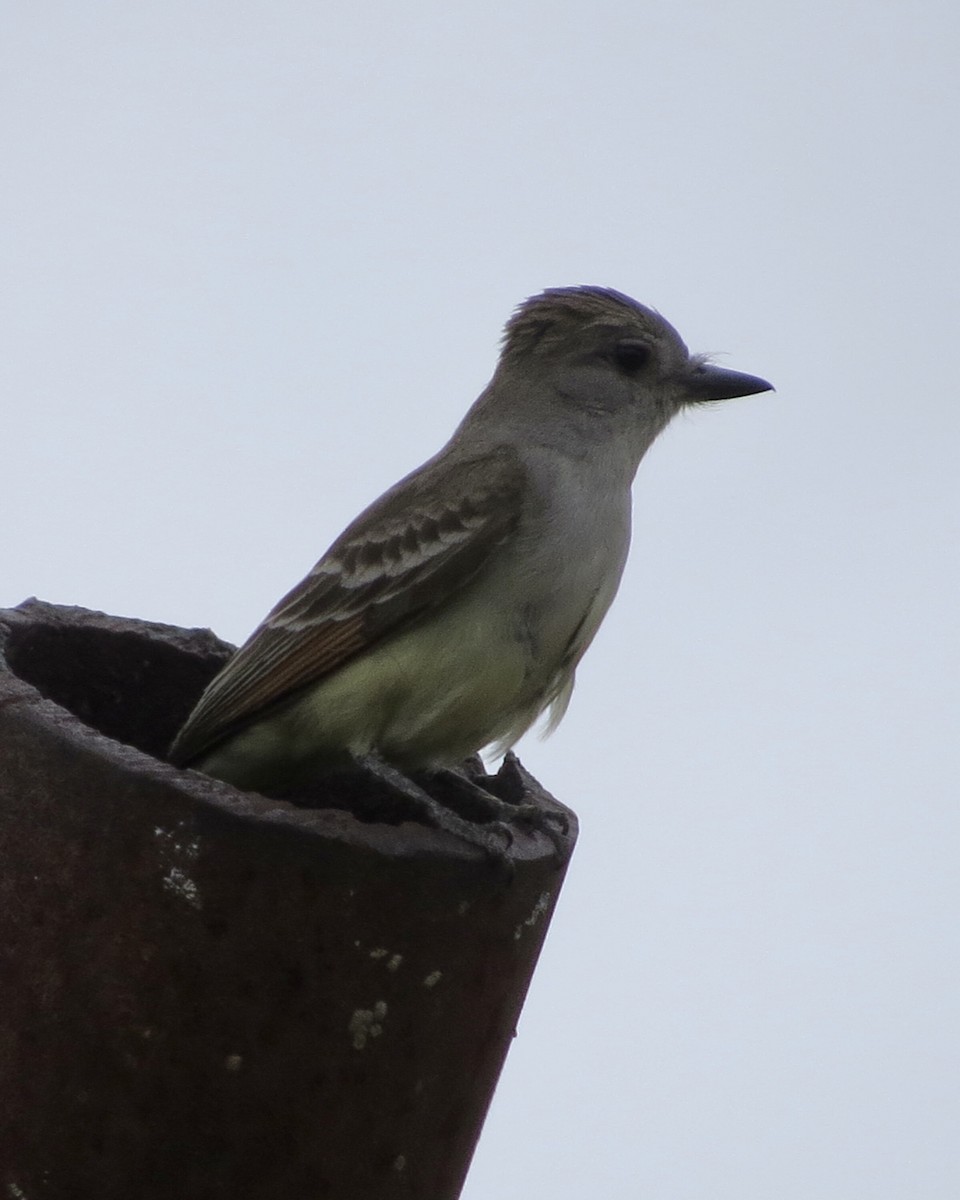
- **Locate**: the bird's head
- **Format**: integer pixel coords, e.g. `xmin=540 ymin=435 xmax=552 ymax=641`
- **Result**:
xmin=497 ymin=286 xmax=772 ymax=436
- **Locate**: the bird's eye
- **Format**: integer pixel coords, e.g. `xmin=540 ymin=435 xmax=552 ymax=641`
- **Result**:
xmin=612 ymin=339 xmax=651 ymax=373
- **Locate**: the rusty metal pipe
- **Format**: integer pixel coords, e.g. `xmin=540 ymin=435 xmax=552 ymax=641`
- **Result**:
xmin=0 ymin=600 xmax=575 ymax=1200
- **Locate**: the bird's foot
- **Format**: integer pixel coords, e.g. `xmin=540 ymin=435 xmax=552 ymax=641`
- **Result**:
xmin=348 ymin=751 xmax=571 ymax=866
xmin=414 ymin=751 xmax=570 ymax=864
xmin=350 ymin=753 xmax=514 ymax=862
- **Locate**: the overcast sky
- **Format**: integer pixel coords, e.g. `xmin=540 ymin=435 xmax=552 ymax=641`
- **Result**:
xmin=3 ymin=2 xmax=959 ymax=1197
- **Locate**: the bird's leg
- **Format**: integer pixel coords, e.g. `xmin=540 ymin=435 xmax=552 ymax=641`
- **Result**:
xmin=414 ymin=751 xmax=570 ymax=857
xmin=349 ymin=751 xmax=569 ymax=863
xmin=350 ymin=752 xmax=514 ymax=859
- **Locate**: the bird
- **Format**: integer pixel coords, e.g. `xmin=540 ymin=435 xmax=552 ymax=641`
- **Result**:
xmin=170 ymin=286 xmax=770 ymax=809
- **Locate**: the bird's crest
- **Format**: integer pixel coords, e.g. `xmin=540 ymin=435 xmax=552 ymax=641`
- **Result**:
xmin=501 ymin=286 xmax=660 ymax=360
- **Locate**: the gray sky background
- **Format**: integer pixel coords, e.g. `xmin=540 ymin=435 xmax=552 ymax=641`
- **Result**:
xmin=3 ymin=2 xmax=959 ymax=1196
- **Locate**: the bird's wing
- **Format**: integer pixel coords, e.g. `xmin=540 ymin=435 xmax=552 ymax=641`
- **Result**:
xmin=169 ymin=445 xmax=527 ymax=765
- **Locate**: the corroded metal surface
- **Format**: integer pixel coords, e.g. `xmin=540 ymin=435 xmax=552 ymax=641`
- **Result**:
xmin=0 ymin=600 xmax=576 ymax=1200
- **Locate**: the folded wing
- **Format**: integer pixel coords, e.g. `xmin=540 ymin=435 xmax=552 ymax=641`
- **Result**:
xmin=169 ymin=446 xmax=527 ymax=765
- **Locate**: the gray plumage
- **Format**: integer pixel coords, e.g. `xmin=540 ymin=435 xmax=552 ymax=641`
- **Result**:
xmin=170 ymin=286 xmax=770 ymax=792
